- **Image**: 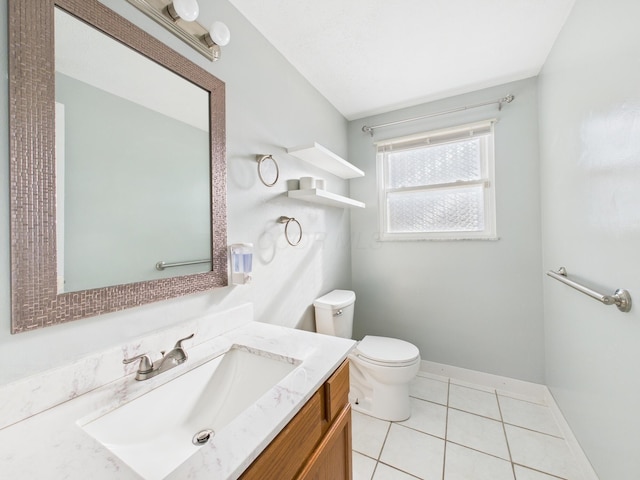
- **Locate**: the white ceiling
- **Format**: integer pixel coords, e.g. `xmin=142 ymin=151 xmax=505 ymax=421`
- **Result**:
xmin=227 ymin=0 xmax=576 ymax=120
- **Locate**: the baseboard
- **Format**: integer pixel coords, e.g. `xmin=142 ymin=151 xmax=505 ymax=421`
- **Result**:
xmin=418 ymin=360 xmax=599 ymax=480
xmin=418 ymin=360 xmax=548 ymax=403
xmin=544 ymin=389 xmax=600 ymax=480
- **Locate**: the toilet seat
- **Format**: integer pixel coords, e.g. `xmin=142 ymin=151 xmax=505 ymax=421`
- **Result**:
xmin=354 ymin=335 xmax=420 ymax=367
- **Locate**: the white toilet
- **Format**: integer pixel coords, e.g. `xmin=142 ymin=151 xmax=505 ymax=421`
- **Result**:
xmin=313 ymin=289 xmax=421 ymax=422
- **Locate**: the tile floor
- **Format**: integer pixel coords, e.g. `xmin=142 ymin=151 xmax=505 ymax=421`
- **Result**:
xmin=352 ymin=372 xmax=585 ymax=480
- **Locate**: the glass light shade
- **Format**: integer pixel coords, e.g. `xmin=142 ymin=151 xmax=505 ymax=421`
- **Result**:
xmin=209 ymin=21 xmax=231 ymax=46
xmin=172 ymin=0 xmax=199 ymax=22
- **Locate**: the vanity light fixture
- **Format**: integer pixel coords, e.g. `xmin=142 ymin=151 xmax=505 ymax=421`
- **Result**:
xmin=167 ymin=0 xmax=200 ymax=22
xmin=205 ymin=21 xmax=231 ymax=48
xmin=126 ymin=0 xmax=231 ymax=61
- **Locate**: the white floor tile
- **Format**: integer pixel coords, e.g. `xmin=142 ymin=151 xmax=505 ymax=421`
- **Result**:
xmin=449 ymin=384 xmax=501 ymax=420
xmin=353 ymin=451 xmax=377 ymax=480
xmin=352 ymin=411 xmax=391 ymax=459
xmin=397 ymin=397 xmax=447 ymax=439
xmin=513 ymin=465 xmax=565 ymax=479
xmin=410 ymin=375 xmax=449 ymax=405
xmin=498 ymin=396 xmax=562 ymax=437
xmin=497 ymin=390 xmax=547 ymax=406
xmin=450 ymin=379 xmax=495 ymax=394
xmin=353 ymin=370 xmax=584 ymax=480
xmin=417 ymin=370 xmax=449 ymax=381
xmin=373 ymin=462 xmax=421 ymax=480
xmin=444 ymin=442 xmax=515 ymax=480
xmin=380 ymin=424 xmax=444 ymax=480
xmin=506 ymin=425 xmax=581 ymax=479
xmin=447 ymin=408 xmax=510 ymax=460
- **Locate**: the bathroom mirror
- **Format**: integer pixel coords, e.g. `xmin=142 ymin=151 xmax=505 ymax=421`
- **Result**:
xmin=8 ymin=0 xmax=228 ymax=333
xmin=55 ymin=8 xmax=212 ymax=293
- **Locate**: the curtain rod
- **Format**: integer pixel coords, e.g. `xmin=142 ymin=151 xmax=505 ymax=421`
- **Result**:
xmin=361 ymin=94 xmax=514 ymax=136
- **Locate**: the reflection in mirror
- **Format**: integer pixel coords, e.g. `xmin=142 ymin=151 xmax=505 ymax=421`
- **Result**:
xmin=8 ymin=0 xmax=227 ymax=333
xmin=54 ymin=8 xmax=211 ymax=293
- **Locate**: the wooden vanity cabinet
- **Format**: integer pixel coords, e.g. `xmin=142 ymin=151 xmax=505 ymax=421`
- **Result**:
xmin=240 ymin=360 xmax=352 ymax=480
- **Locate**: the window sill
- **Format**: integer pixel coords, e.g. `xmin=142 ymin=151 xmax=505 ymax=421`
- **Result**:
xmin=378 ymin=234 xmax=500 ymax=242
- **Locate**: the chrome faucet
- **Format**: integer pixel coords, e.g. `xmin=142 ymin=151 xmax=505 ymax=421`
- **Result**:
xmin=123 ymin=333 xmax=195 ymax=381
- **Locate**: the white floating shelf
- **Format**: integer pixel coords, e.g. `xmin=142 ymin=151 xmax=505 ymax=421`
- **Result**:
xmin=287 ymin=189 xmax=365 ymax=209
xmin=287 ymin=142 xmax=364 ymax=179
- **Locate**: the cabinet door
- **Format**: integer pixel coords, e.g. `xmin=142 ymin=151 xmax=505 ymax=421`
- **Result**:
xmin=324 ymin=360 xmax=349 ymax=425
xmin=296 ymin=405 xmax=352 ymax=480
xmin=240 ymin=392 xmax=324 ymax=480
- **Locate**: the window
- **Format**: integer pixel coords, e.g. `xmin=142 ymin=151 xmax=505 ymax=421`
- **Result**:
xmin=377 ymin=119 xmax=496 ymax=240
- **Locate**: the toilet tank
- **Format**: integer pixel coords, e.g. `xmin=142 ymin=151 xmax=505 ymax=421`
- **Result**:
xmin=313 ymin=289 xmax=355 ymax=339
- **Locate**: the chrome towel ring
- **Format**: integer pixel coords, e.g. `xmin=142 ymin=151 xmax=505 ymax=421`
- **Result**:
xmin=256 ymin=154 xmax=279 ymax=187
xmin=278 ymin=216 xmax=302 ymax=246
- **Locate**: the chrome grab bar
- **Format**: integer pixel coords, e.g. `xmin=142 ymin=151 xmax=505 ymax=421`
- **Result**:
xmin=155 ymin=259 xmax=210 ymax=271
xmin=546 ymin=267 xmax=632 ymax=313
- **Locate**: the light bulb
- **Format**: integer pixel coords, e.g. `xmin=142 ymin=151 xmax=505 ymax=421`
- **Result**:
xmin=209 ymin=21 xmax=231 ymax=46
xmin=171 ymin=0 xmax=199 ymax=22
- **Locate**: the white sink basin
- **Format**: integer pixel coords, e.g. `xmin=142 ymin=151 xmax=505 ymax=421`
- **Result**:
xmin=80 ymin=347 xmax=299 ymax=480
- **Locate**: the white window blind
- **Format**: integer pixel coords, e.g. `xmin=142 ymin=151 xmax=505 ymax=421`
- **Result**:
xmin=377 ymin=119 xmax=497 ymax=240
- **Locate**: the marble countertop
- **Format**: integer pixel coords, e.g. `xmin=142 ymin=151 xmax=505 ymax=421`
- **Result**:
xmin=0 ymin=316 xmax=355 ymax=479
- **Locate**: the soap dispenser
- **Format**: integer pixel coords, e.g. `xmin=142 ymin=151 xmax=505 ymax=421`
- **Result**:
xmin=229 ymin=243 xmax=253 ymax=285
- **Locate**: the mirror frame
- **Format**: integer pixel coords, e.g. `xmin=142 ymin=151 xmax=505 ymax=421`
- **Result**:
xmin=8 ymin=0 xmax=228 ymax=333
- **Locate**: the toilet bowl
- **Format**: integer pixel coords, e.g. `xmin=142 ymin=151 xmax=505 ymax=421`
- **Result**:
xmin=313 ymin=290 xmax=421 ymax=422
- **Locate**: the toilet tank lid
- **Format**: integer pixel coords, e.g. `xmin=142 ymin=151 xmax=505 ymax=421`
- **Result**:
xmin=313 ymin=289 xmax=355 ymax=309
xmin=356 ymin=335 xmax=420 ymax=364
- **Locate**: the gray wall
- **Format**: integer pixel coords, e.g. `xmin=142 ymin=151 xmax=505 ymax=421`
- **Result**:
xmin=539 ymin=0 xmax=640 ymax=478
xmin=0 ymin=0 xmax=350 ymax=385
xmin=348 ymin=77 xmax=545 ymax=383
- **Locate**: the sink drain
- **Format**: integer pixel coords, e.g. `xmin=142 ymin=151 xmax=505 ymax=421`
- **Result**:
xmin=192 ymin=429 xmax=215 ymax=446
